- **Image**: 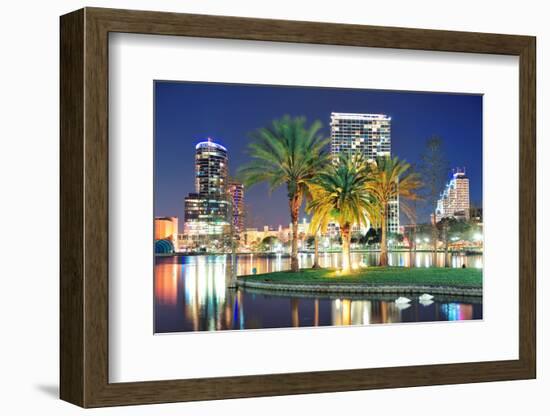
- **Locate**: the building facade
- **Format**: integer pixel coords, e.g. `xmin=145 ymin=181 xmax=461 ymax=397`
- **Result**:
xmin=183 ymin=139 xmax=231 ymax=247
xmin=330 ymin=112 xmax=391 ymax=161
xmin=228 ymin=181 xmax=245 ymax=234
xmin=194 ymin=139 xmax=228 ymax=196
xmin=435 ymin=168 xmax=470 ymax=222
xmin=330 ymin=112 xmax=399 ymax=234
xmin=154 ymin=216 xmax=178 ymax=253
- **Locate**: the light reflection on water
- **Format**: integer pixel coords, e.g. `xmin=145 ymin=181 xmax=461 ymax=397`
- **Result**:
xmin=154 ymin=252 xmax=482 ymax=333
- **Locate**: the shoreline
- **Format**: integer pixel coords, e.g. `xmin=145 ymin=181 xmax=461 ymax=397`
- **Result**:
xmin=236 ymin=267 xmax=483 ymax=297
xmin=238 ymin=285 xmax=482 ymax=303
xmin=157 ymin=249 xmax=483 ymax=257
xmin=237 ymin=278 xmax=482 ymax=297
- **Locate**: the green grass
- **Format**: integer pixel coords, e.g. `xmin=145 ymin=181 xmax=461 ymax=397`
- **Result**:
xmin=239 ymin=267 xmax=482 ymax=288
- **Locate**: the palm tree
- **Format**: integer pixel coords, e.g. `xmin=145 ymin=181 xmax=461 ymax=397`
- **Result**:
xmin=306 ymin=185 xmax=332 ymax=269
xmin=307 ymin=154 xmax=378 ymax=273
xmin=238 ymin=116 xmax=330 ymax=272
xmin=365 ymin=156 xmax=422 ymax=267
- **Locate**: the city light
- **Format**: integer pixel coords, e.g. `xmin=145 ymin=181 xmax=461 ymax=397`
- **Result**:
xmin=153 ymin=92 xmax=484 ymax=334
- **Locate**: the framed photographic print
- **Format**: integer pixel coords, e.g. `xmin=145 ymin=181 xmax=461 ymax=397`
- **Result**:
xmin=60 ymin=7 xmax=536 ymax=408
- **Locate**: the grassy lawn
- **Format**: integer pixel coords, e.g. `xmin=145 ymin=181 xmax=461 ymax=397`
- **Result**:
xmin=239 ymin=267 xmax=482 ymax=288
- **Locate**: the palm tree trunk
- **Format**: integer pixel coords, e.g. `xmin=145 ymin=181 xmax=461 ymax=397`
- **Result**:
xmin=379 ymin=204 xmax=388 ymax=266
xmin=312 ymin=232 xmax=321 ymax=269
xmin=444 ymin=222 xmax=450 ymax=268
xmin=408 ymin=225 xmax=414 ymax=268
xmin=341 ymin=223 xmax=352 ymax=273
xmin=289 ymin=195 xmax=300 ymax=272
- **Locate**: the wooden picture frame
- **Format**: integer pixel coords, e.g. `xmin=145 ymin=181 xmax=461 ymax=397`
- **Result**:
xmin=60 ymin=7 xmax=536 ymax=408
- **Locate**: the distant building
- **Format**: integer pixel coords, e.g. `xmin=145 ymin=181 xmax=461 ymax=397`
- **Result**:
xmin=183 ymin=139 xmax=230 ymax=244
xmin=154 ymin=216 xmax=178 ymax=253
xmin=324 ymin=221 xmax=368 ymax=238
xmin=470 ymin=206 xmax=482 ymax=223
xmin=241 ymin=226 xmax=280 ymax=249
xmin=240 ymin=219 xmax=314 ymax=251
xmin=330 ymin=112 xmax=399 ymax=234
xmin=435 ymin=168 xmax=470 ymax=222
xmin=228 ymin=181 xmax=245 ymax=233
xmin=289 ymin=218 xmax=310 ymax=239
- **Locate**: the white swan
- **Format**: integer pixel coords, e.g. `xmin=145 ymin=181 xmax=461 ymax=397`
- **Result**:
xmin=395 ymin=302 xmax=411 ymax=310
xmin=418 ymin=293 xmax=434 ymax=302
xmin=395 ymin=296 xmax=411 ymax=304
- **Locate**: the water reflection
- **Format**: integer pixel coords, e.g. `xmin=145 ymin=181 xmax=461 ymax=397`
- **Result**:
xmin=232 ymin=251 xmax=482 ymax=273
xmin=154 ymin=252 xmax=483 ymax=333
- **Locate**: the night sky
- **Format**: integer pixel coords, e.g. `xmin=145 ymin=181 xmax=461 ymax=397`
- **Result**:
xmin=154 ymin=81 xmax=482 ymax=232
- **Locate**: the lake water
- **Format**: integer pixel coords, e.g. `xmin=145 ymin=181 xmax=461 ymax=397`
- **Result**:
xmin=154 ymin=252 xmax=483 ymax=333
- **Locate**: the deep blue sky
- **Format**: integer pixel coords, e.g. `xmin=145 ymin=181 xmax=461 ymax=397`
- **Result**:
xmin=154 ymin=81 xmax=482 ymax=231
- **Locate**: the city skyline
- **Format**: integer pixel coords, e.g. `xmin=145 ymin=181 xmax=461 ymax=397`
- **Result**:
xmin=155 ymin=81 xmax=483 ymax=231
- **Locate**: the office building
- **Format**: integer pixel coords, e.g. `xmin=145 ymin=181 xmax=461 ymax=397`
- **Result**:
xmin=330 ymin=112 xmax=391 ymax=161
xmin=435 ymin=168 xmax=470 ymax=222
xmin=330 ymin=112 xmax=399 ymax=233
xmin=228 ymin=181 xmax=245 ymax=234
xmin=184 ymin=139 xmax=230 ymax=244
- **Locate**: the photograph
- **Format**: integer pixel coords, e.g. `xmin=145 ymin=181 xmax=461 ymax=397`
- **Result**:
xmin=153 ymin=81 xmax=483 ymax=333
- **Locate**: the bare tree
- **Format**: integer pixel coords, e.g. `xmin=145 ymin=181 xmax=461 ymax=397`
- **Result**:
xmin=419 ymin=136 xmax=449 ymax=260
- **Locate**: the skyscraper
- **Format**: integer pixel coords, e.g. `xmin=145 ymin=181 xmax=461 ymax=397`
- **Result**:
xmin=228 ymin=181 xmax=245 ymax=234
xmin=330 ymin=112 xmax=399 ymax=234
xmin=435 ymin=168 xmax=470 ymax=222
xmin=184 ymin=139 xmax=230 ymax=243
xmin=194 ymin=139 xmax=228 ymax=196
xmin=330 ymin=113 xmax=391 ymax=161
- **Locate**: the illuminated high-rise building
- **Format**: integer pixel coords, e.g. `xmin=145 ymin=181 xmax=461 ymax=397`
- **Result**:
xmin=228 ymin=181 xmax=245 ymax=234
xmin=194 ymin=139 xmax=228 ymax=196
xmin=330 ymin=112 xmax=399 ymax=234
xmin=184 ymin=139 xmax=230 ymax=242
xmin=330 ymin=112 xmax=391 ymax=161
xmin=435 ymin=168 xmax=470 ymax=222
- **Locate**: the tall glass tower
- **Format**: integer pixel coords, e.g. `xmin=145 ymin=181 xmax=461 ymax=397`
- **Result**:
xmin=184 ymin=139 xmax=230 ymax=245
xmin=194 ymin=139 xmax=228 ymax=196
xmin=330 ymin=112 xmax=399 ymax=234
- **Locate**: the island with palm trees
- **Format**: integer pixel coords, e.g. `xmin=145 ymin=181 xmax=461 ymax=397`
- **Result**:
xmin=235 ymin=115 xmax=481 ymax=296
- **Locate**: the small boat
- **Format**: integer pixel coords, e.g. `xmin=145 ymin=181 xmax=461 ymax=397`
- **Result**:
xmin=419 ymin=299 xmax=434 ymax=307
xmin=395 ymin=296 xmax=411 ymax=305
xmin=418 ymin=293 xmax=434 ymax=302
